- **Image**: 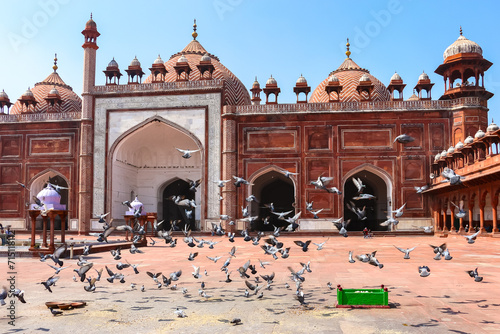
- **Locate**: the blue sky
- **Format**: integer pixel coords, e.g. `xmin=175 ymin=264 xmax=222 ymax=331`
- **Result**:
xmin=1 ymin=0 xmax=499 ymax=121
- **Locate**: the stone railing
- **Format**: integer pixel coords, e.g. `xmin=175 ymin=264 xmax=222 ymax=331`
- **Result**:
xmin=92 ymin=79 xmax=224 ymax=94
xmin=0 ymin=111 xmax=81 ymax=123
xmin=227 ymin=97 xmax=485 ymax=115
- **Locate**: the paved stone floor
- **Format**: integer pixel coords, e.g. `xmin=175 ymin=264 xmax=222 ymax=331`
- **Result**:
xmin=1 ymin=233 xmax=500 ymax=333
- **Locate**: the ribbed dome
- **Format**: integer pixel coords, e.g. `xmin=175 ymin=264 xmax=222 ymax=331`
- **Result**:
xmin=201 ymin=53 xmax=211 ymax=62
xmin=37 ymin=185 xmax=61 ymax=206
xmin=391 ymin=72 xmax=402 ymax=81
xmin=310 ymin=57 xmax=390 ymax=103
xmin=447 ymin=146 xmax=455 ymax=154
xmin=130 ymin=57 xmax=141 ymax=67
xmin=10 ymin=71 xmax=81 ymax=114
xmin=475 ymin=129 xmax=485 ymax=139
xmin=22 ymin=88 xmax=34 ymax=97
xmin=487 ymin=120 xmax=499 ymax=133
xmin=85 ymin=18 xmax=97 ymax=30
xmin=455 ymin=141 xmax=464 ymax=149
xmin=440 ymin=150 xmax=448 ymax=158
xmin=296 ymin=74 xmax=307 ymax=84
xmin=153 ymin=55 xmax=164 ymax=64
xmin=108 ymin=58 xmax=119 ymax=68
xmin=419 ymin=72 xmax=429 ymax=81
xmin=266 ymin=75 xmax=277 ymax=85
xmin=177 ymin=55 xmax=188 ymax=63
xmin=443 ymin=33 xmax=482 ymax=60
xmin=359 ymin=73 xmax=371 ymax=82
xmin=328 ymin=75 xmax=339 ymax=82
xmin=464 ymin=135 xmax=474 ymax=144
xmin=144 ymin=38 xmax=250 ymax=106
xmin=0 ymin=90 xmax=8 ymax=98
xmin=252 ymin=77 xmax=260 ymax=87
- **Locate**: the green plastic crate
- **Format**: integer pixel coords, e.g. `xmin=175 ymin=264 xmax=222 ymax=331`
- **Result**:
xmin=336 ymin=285 xmax=389 ymax=308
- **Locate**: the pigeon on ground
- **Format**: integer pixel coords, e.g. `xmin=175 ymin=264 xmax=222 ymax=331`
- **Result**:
xmin=174 ymin=308 xmax=187 ymax=317
xmin=49 ymin=307 xmax=63 ymax=316
xmin=348 ymin=251 xmax=356 ymax=263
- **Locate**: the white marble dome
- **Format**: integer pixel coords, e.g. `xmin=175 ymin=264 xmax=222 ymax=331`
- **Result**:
xmin=296 ymin=74 xmax=307 ymax=84
xmin=360 ymin=73 xmax=371 ymax=82
xmin=200 ymin=53 xmax=211 ymax=62
xmin=440 ymin=150 xmax=448 ymax=158
xmin=464 ymin=135 xmax=474 ymax=144
xmin=455 ymin=141 xmax=464 ymax=149
xmin=328 ymin=74 xmax=339 ymax=82
xmin=435 ymin=153 xmax=441 ymax=161
xmin=391 ymin=72 xmax=402 ymax=81
xmin=487 ymin=120 xmax=499 ymax=133
xmin=153 ymin=55 xmax=164 ymax=64
xmin=37 ymin=184 xmax=61 ymax=205
xmin=475 ymin=129 xmax=485 ymax=139
xmin=447 ymin=146 xmax=455 ymax=154
xmin=108 ymin=58 xmax=119 ymax=68
xmin=443 ymin=33 xmax=483 ymax=60
xmin=266 ymin=75 xmax=277 ymax=85
xmin=130 ymin=57 xmax=141 ymax=67
xmin=419 ymin=72 xmax=429 ymax=81
xmin=177 ymin=55 xmax=188 ymax=63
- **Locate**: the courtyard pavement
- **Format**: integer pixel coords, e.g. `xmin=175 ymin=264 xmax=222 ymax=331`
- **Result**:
xmin=1 ymin=232 xmax=500 ymax=333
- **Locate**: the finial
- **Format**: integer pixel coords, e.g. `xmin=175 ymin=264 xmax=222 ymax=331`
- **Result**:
xmin=192 ymin=19 xmax=198 ymax=40
xmin=90 ymin=13 xmax=92 ymax=20
xmin=460 ymin=26 xmax=462 ymax=36
xmin=345 ymin=38 xmax=351 ymax=59
xmin=53 ymin=53 xmax=58 ymax=72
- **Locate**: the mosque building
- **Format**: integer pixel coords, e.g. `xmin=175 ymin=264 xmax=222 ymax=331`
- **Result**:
xmin=0 ymin=18 xmax=498 ymax=235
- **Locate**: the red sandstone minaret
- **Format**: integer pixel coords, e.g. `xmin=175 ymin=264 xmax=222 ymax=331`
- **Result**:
xmin=79 ymin=14 xmax=100 ymax=234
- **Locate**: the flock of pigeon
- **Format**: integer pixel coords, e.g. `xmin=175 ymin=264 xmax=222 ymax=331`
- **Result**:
xmin=8 ymin=210 xmax=483 ymax=322
xmin=3 ymin=141 xmax=477 ymax=323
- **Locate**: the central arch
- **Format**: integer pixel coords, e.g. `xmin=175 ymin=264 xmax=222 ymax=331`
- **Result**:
xmin=108 ymin=116 xmax=203 ymax=226
xmin=343 ymin=164 xmax=392 ymax=231
xmin=249 ymin=166 xmax=296 ymax=231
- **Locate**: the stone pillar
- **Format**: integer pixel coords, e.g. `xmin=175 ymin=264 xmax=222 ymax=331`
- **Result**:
xmin=441 ymin=210 xmax=447 ymax=232
xmin=221 ymin=109 xmax=237 ymax=232
xmin=479 ymin=202 xmax=485 ymax=232
xmin=492 ymin=194 xmax=498 ymax=234
xmin=42 ymin=215 xmax=48 ymax=248
xmin=29 ymin=211 xmax=39 ymax=250
xmin=48 ymin=211 xmax=56 ymax=252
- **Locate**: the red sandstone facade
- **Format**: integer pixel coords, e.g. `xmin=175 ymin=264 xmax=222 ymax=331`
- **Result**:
xmin=0 ymin=18 xmax=497 ymax=235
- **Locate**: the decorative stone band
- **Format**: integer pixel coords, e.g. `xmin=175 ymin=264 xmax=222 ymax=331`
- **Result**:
xmin=0 ymin=111 xmax=81 ymax=123
xmin=225 ymin=97 xmax=485 ymax=115
xmin=92 ymin=79 xmax=224 ymax=94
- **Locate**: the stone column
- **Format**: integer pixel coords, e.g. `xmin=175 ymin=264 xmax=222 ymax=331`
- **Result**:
xmin=48 ymin=211 xmax=56 ymax=252
xmin=221 ymin=108 xmax=237 ymax=232
xmin=479 ymin=203 xmax=485 ymax=232
xmin=492 ymin=195 xmax=498 ymax=234
xmin=29 ymin=211 xmax=39 ymax=250
xmin=441 ymin=210 xmax=447 ymax=232
xmin=42 ymin=215 xmax=48 ymax=248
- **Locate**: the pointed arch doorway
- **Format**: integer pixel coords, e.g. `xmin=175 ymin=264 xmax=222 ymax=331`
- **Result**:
xmin=250 ymin=169 xmax=295 ymax=231
xmin=343 ymin=166 xmax=391 ymax=231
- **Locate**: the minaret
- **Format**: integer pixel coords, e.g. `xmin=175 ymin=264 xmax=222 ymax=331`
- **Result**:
xmin=79 ymin=14 xmax=100 ymax=234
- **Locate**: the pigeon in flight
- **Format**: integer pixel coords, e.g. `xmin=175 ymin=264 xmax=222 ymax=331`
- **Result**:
xmin=414 ymin=185 xmax=429 ymax=194
xmin=271 ymin=210 xmax=293 ymax=220
xmin=233 ymin=176 xmax=252 ymax=187
xmin=95 ymin=212 xmax=109 ymax=223
xmin=465 ymin=230 xmax=480 ymax=244
xmin=40 ymin=276 xmax=60 ymax=293
xmin=294 ymin=240 xmax=311 ymax=252
xmin=450 ymin=200 xmax=466 ymax=218
xmin=391 ymin=203 xmax=406 ymax=218
xmin=352 ymin=177 xmax=366 ymax=194
xmin=333 ymin=218 xmax=351 ymax=237
xmin=175 ymin=147 xmax=200 ymax=159
xmin=313 ymin=239 xmax=328 ymax=250
xmin=213 ymin=179 xmax=231 ymax=187
xmin=394 ymin=134 xmax=415 ymax=144
xmin=466 ymin=268 xmax=483 ymax=282
xmin=394 ymin=245 xmax=416 ymax=259
xmin=346 ymin=201 xmax=366 ymax=220
xmin=441 ymin=167 xmax=465 ymax=185
xmin=353 ymin=193 xmax=376 ymax=200
xmin=348 ymin=251 xmax=356 ymax=263
xmin=280 ymin=168 xmax=299 ymax=178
